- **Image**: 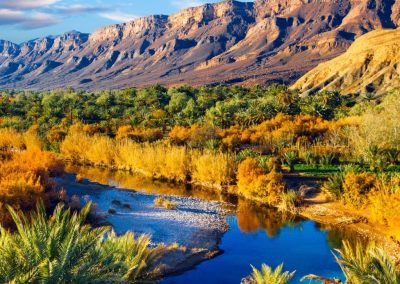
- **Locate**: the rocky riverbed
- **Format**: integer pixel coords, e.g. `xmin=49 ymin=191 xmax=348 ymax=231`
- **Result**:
xmin=55 ymin=174 xmax=230 ymax=276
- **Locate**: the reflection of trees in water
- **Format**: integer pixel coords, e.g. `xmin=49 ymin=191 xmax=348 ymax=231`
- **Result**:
xmin=67 ymin=164 xmax=360 ymax=245
xmin=236 ymin=200 xmax=302 ymax=237
xmin=316 ymin=223 xmax=368 ymax=251
xmin=65 ymin=164 xmax=226 ymax=202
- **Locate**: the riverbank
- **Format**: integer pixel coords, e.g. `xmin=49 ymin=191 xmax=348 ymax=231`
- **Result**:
xmin=300 ymin=193 xmax=400 ymax=266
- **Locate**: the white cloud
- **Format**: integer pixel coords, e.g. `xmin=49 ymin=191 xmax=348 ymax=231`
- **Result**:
xmin=0 ymin=9 xmax=24 ymax=25
xmin=100 ymin=12 xmax=139 ymax=23
xmin=0 ymin=9 xmax=59 ymax=28
xmin=170 ymin=0 xmax=206 ymax=10
xmin=0 ymin=0 xmax=61 ymax=10
xmin=21 ymin=12 xmax=59 ymax=29
xmin=56 ymin=4 xmax=109 ymax=14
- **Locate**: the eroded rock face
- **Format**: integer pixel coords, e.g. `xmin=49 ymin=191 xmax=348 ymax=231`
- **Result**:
xmin=0 ymin=0 xmax=399 ymax=89
xmin=292 ymin=29 xmax=400 ymax=95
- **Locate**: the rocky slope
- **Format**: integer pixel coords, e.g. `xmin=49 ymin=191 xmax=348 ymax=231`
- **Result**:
xmin=292 ymin=29 xmax=400 ymax=95
xmin=0 ymin=0 xmax=399 ymax=89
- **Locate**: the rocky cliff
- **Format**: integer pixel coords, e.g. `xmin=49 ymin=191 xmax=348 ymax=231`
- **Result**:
xmin=0 ymin=0 xmax=399 ymax=89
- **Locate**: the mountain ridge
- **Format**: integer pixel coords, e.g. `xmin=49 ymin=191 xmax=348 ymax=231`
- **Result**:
xmin=0 ymin=0 xmax=399 ymax=90
xmin=292 ymin=28 xmax=400 ymax=95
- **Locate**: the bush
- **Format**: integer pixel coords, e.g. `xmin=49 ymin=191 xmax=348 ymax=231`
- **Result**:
xmin=368 ymin=176 xmax=400 ymax=240
xmin=282 ymin=151 xmax=298 ymax=172
xmin=154 ymin=197 xmax=177 ymax=210
xmin=0 ymin=128 xmax=24 ymax=151
xmin=302 ymin=241 xmax=400 ymax=284
xmin=319 ymin=153 xmax=338 ymax=166
xmin=237 ymin=149 xmax=259 ymax=162
xmin=0 ymin=149 xmax=64 ymax=217
xmin=364 ymin=145 xmax=390 ymax=172
xmin=342 ymin=172 xmax=376 ymax=206
xmin=303 ymin=151 xmax=318 ymax=166
xmin=322 ymin=173 xmax=344 ymax=200
xmin=116 ymin=141 xmax=190 ymax=182
xmin=266 ymin=156 xmax=282 ymax=172
xmin=237 ymin=158 xmax=285 ymax=205
xmin=278 ymin=190 xmax=300 ymax=214
xmin=334 ymin=241 xmax=399 ymax=284
xmin=168 ymin=126 xmax=192 ymax=145
xmin=384 ymin=148 xmax=400 ymax=165
xmin=116 ymin=126 xmax=163 ymax=142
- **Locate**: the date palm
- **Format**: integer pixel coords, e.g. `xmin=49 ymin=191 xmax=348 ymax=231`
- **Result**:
xmin=0 ymin=202 xmax=163 ymax=283
xmin=334 ymin=241 xmax=399 ymax=284
xmin=241 ymin=263 xmax=295 ymax=284
xmin=301 ymin=241 xmax=399 ymax=284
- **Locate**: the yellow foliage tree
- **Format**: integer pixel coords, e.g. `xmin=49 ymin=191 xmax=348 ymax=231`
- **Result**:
xmin=237 ymin=158 xmax=285 ymax=205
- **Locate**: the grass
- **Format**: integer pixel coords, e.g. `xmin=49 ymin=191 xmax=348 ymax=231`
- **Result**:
xmin=294 ymin=163 xmax=400 ymax=176
xmin=293 ymin=164 xmax=340 ymax=175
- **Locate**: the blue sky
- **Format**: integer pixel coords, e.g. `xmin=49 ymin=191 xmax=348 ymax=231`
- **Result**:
xmin=0 ymin=0 xmax=230 ymax=43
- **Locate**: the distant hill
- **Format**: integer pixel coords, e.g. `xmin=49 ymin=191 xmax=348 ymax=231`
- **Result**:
xmin=0 ymin=0 xmax=399 ymax=90
xmin=292 ymin=29 xmax=400 ymax=95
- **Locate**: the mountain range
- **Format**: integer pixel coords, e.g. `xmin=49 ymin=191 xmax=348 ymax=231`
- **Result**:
xmin=0 ymin=0 xmax=399 ymax=90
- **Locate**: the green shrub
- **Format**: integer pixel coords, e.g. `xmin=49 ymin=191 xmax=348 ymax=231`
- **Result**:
xmin=237 ymin=149 xmax=259 ymax=162
xmin=282 ymin=151 xmax=298 ymax=172
xmin=204 ymin=139 xmax=220 ymax=152
xmin=384 ymin=148 xmax=400 ymax=165
xmin=322 ymin=173 xmax=344 ymax=200
xmin=303 ymin=151 xmax=318 ymax=166
xmin=365 ymin=145 xmax=390 ymax=172
xmin=319 ymin=153 xmax=338 ymax=166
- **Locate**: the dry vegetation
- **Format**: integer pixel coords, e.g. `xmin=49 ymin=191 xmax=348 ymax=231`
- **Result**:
xmin=0 ymin=131 xmax=64 ymax=224
xmin=237 ymin=158 xmax=285 ymax=206
xmin=61 ymin=129 xmax=236 ymax=188
xmin=154 ymin=197 xmax=177 ymax=210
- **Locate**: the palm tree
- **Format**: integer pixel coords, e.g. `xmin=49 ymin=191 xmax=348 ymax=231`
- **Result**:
xmin=334 ymin=241 xmax=399 ymax=284
xmin=301 ymin=241 xmax=399 ymax=284
xmin=0 ymin=202 xmax=164 ymax=283
xmin=241 ymin=263 xmax=295 ymax=284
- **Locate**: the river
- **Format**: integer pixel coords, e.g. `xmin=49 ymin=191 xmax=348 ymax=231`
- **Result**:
xmin=60 ymin=165 xmax=349 ymax=283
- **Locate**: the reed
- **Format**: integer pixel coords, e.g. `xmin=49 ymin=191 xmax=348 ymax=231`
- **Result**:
xmin=61 ymin=131 xmax=235 ymax=188
xmin=191 ymin=151 xmax=236 ymax=188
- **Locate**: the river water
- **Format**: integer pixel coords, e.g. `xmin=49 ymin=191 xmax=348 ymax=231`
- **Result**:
xmin=63 ymin=165 xmax=349 ymax=283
